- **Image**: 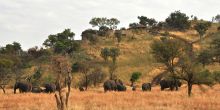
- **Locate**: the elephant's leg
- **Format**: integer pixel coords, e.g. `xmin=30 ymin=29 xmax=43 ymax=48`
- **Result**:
xmin=19 ymin=88 xmax=22 ymax=93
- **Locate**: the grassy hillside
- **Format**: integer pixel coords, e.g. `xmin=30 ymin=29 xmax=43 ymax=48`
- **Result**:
xmin=79 ymin=23 xmax=220 ymax=85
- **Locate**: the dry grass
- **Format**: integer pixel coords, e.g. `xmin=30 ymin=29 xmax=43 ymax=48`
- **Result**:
xmin=1 ymin=85 xmax=220 ymax=110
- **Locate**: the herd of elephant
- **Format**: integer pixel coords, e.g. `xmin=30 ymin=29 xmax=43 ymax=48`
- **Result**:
xmin=14 ymin=82 xmax=56 ymax=94
xmin=102 ymin=79 xmax=182 ymax=92
xmin=13 ymin=79 xmax=182 ymax=94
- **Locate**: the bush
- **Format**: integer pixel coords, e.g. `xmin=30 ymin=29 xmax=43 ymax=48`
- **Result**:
xmin=130 ymin=72 xmax=142 ymax=86
xmin=212 ymin=71 xmax=220 ymax=83
xmin=195 ymin=70 xmax=214 ymax=86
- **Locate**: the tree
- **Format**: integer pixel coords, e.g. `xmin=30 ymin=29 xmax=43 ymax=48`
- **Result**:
xmin=151 ymin=37 xmax=184 ymax=75
xmin=89 ymin=17 xmax=108 ymax=28
xmin=165 ymin=11 xmax=190 ymax=30
xmin=89 ymin=17 xmax=120 ymax=30
xmin=178 ymin=54 xmax=214 ymax=96
xmin=109 ymin=63 xmax=117 ymax=80
xmin=107 ymin=18 xmax=120 ymax=30
xmin=52 ymin=56 xmax=72 ymax=110
xmin=78 ymin=62 xmax=91 ymax=90
xmin=98 ymin=26 xmax=110 ymax=37
xmin=114 ymin=30 xmax=122 ymax=44
xmin=100 ymin=47 xmax=110 ymax=62
xmin=129 ymin=23 xmax=140 ymax=29
xmin=109 ymin=47 xmax=120 ymax=64
xmin=138 ymin=16 xmax=157 ymax=28
xmin=0 ymin=42 xmax=22 ymax=55
xmin=43 ymin=29 xmax=80 ymax=54
xmin=194 ymin=22 xmax=211 ymax=39
xmin=215 ymin=14 xmax=220 ymax=23
xmin=130 ymin=72 xmax=142 ymax=86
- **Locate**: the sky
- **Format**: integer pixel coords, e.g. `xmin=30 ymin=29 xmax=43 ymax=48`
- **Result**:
xmin=0 ymin=0 xmax=220 ymax=50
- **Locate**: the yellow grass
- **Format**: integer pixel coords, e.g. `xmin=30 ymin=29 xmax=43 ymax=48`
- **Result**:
xmin=1 ymin=85 xmax=220 ymax=110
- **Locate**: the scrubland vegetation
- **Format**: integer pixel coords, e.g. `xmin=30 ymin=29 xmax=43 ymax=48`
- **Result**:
xmin=1 ymin=11 xmax=220 ymax=110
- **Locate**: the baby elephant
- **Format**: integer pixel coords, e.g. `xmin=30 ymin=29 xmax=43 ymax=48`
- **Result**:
xmin=142 ymin=83 xmax=151 ymax=91
xmin=32 ymin=86 xmax=43 ymax=93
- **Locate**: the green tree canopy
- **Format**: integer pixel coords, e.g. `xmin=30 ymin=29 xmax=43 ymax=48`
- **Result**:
xmin=138 ymin=16 xmax=157 ymax=27
xmin=89 ymin=17 xmax=120 ymax=30
xmin=194 ymin=22 xmax=211 ymax=39
xmin=165 ymin=11 xmax=190 ymax=30
xmin=43 ymin=29 xmax=80 ymax=54
xmin=151 ymin=37 xmax=184 ymax=72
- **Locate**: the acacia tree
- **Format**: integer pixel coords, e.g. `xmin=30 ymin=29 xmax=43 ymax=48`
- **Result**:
xmin=151 ymin=37 xmax=184 ymax=75
xmin=177 ymin=52 xmax=201 ymax=96
xmin=109 ymin=47 xmax=120 ymax=79
xmin=194 ymin=22 xmax=211 ymax=40
xmin=100 ymin=47 xmax=120 ymax=79
xmin=138 ymin=16 xmax=157 ymax=28
xmin=107 ymin=18 xmax=120 ymax=30
xmin=109 ymin=63 xmax=117 ymax=80
xmin=78 ymin=62 xmax=91 ymax=90
xmin=43 ymin=29 xmax=80 ymax=54
xmin=0 ymin=42 xmax=22 ymax=55
xmin=52 ymin=56 xmax=72 ymax=110
xmin=100 ymin=47 xmax=110 ymax=62
xmin=177 ymin=53 xmax=214 ymax=96
xmin=165 ymin=11 xmax=190 ymax=30
xmin=109 ymin=47 xmax=120 ymax=64
xmin=89 ymin=17 xmax=120 ymax=30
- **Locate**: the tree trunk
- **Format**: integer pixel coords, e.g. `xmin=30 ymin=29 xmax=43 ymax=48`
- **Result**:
xmin=131 ymin=81 xmax=134 ymax=87
xmin=187 ymin=82 xmax=193 ymax=97
xmin=0 ymin=86 xmax=6 ymax=94
xmin=85 ymin=76 xmax=88 ymax=90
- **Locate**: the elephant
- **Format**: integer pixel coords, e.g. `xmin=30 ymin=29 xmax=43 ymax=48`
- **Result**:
xmin=32 ymin=86 xmax=43 ymax=93
xmin=44 ymin=83 xmax=56 ymax=93
xmin=79 ymin=86 xmax=85 ymax=91
xmin=142 ymin=83 xmax=151 ymax=91
xmin=14 ymin=82 xmax=32 ymax=94
xmin=160 ymin=79 xmax=182 ymax=91
xmin=117 ymin=84 xmax=126 ymax=91
xmin=103 ymin=79 xmax=126 ymax=92
xmin=132 ymin=85 xmax=136 ymax=91
xmin=103 ymin=80 xmax=117 ymax=92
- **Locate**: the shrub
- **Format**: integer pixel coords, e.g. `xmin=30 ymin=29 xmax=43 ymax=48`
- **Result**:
xmin=212 ymin=71 xmax=220 ymax=83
